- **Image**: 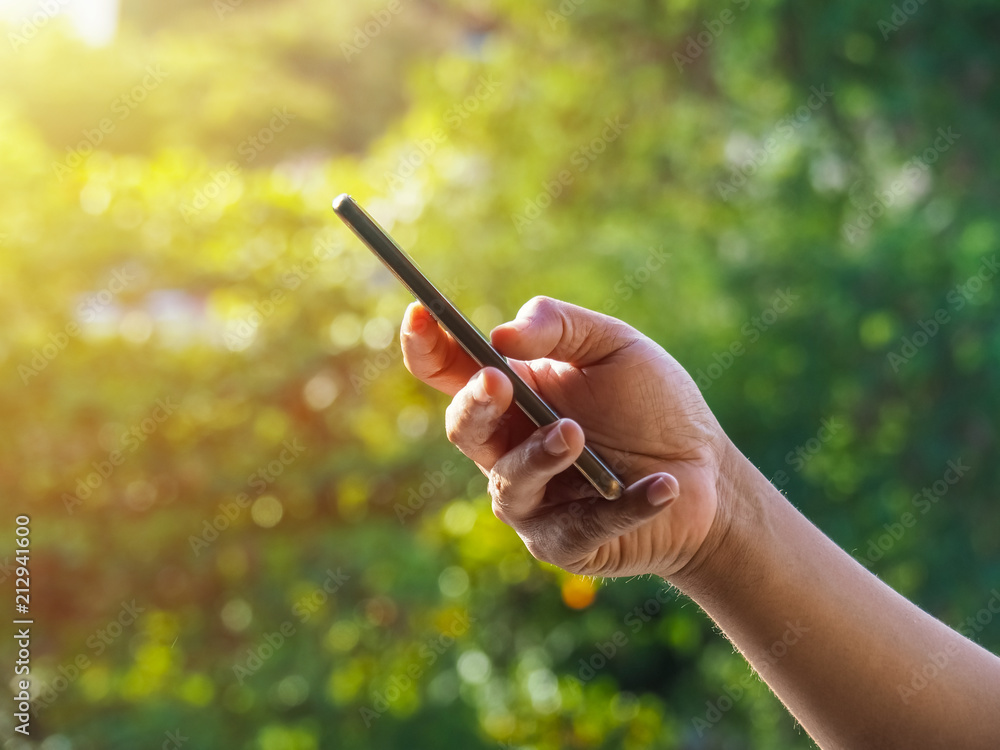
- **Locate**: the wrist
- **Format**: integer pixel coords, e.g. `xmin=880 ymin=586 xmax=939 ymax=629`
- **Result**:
xmin=664 ymin=439 xmax=774 ymax=597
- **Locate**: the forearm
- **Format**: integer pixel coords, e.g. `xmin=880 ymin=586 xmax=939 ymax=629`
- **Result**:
xmin=668 ymin=441 xmax=1000 ymax=749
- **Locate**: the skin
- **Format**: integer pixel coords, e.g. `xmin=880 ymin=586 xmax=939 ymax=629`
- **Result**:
xmin=400 ymin=295 xmax=1000 ymax=750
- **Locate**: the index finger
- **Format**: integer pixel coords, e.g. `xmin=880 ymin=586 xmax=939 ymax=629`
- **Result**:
xmin=400 ymin=302 xmax=482 ymax=396
xmin=490 ymin=296 xmax=639 ymax=367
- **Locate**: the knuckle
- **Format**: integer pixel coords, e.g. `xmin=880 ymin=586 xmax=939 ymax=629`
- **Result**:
xmin=487 ymin=471 xmax=509 ymax=505
xmin=402 ymin=351 xmax=438 ymax=383
xmin=444 ymin=406 xmax=463 ymax=445
xmin=400 ymin=347 xmax=419 ymax=377
xmin=445 ymin=379 xmax=496 ymax=449
xmin=489 ymin=472 xmax=523 ymax=529
xmin=520 ymin=295 xmax=553 ymax=319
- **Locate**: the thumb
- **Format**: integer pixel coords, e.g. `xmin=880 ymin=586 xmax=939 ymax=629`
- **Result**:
xmin=490 ymin=296 xmax=638 ymax=366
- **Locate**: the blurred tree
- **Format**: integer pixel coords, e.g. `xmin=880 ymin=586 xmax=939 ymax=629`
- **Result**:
xmin=0 ymin=0 xmax=997 ymax=748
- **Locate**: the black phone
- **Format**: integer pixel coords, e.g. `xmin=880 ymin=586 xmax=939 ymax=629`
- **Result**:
xmin=332 ymin=194 xmax=624 ymax=500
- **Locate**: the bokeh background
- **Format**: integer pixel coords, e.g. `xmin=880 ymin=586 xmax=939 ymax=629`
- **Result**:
xmin=1 ymin=0 xmax=999 ymax=748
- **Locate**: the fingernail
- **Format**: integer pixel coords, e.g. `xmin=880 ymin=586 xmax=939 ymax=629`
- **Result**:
xmin=472 ymin=372 xmax=491 ymax=405
xmin=543 ymin=422 xmax=569 ymax=455
xmin=403 ymin=306 xmax=431 ymax=337
xmin=647 ymin=476 xmax=679 ymax=507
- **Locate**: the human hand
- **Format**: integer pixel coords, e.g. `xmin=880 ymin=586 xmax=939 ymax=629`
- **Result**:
xmin=406 ymin=297 xmax=1000 ymax=750
xmin=400 ymin=296 xmax=736 ymax=579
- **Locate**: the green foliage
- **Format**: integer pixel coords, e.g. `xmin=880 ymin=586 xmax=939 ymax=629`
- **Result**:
xmin=1 ymin=0 xmax=998 ymax=748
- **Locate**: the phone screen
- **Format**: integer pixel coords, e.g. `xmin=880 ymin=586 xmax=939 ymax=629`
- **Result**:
xmin=332 ymin=194 xmax=624 ymax=500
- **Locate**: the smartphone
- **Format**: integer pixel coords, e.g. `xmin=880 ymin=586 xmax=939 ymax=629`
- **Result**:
xmin=332 ymin=194 xmax=624 ymax=500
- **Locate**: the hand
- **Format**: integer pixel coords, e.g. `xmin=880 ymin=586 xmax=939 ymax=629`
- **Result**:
xmin=400 ymin=296 xmax=735 ymax=579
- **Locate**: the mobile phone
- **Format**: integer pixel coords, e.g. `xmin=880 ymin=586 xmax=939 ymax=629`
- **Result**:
xmin=332 ymin=194 xmax=624 ymax=501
